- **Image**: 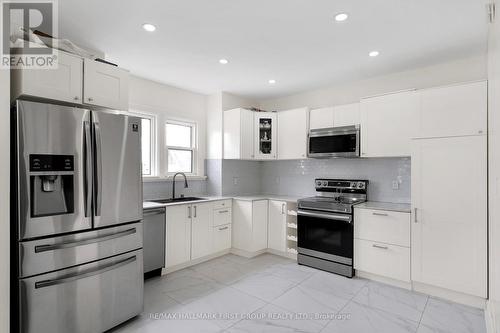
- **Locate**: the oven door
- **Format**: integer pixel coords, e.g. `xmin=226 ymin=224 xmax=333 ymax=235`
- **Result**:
xmin=297 ymin=209 xmax=353 ymax=264
xmin=308 ymin=125 xmax=360 ymax=158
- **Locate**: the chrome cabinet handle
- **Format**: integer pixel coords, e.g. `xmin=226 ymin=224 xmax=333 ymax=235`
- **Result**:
xmin=218 ymin=210 xmax=229 ymax=214
xmin=188 ymin=206 xmax=192 ymax=219
xmin=93 ymin=122 xmax=102 ymax=217
xmin=35 ymin=228 xmax=137 ymax=253
xmin=83 ymin=121 xmax=92 ymax=218
xmin=194 ymin=206 xmax=197 ymax=218
xmin=35 ymin=256 xmax=136 ymax=289
xmin=74 ymin=96 xmax=79 ymax=101
xmin=281 ymin=203 xmax=285 ymax=214
xmin=88 ymin=97 xmax=94 ymax=102
xmin=414 ymin=208 xmax=418 ymax=223
xmin=372 ymin=244 xmax=388 ymax=250
xmin=218 ymin=226 xmax=229 ymax=231
xmin=372 ymin=212 xmax=388 ymax=217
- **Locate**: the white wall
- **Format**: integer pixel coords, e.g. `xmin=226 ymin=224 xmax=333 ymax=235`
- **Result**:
xmin=129 ymin=75 xmax=207 ymax=177
xmin=488 ymin=1 xmax=500 ymax=331
xmin=260 ymin=55 xmax=487 ymax=111
xmin=0 ymin=69 xmax=9 ymax=332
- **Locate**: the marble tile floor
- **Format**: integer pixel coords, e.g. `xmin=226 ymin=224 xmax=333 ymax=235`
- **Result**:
xmin=111 ymin=253 xmax=486 ymax=333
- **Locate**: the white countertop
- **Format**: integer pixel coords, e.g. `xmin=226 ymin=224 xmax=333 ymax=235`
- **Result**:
xmin=232 ymin=194 xmax=302 ymax=202
xmin=143 ymin=196 xmax=231 ymax=209
xmin=354 ymin=201 xmax=411 ymax=213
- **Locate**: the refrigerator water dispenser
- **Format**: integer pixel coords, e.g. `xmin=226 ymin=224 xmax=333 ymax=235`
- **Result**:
xmin=29 ymin=155 xmax=75 ymax=217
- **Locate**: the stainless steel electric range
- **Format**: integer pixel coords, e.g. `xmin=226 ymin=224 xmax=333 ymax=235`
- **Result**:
xmin=297 ymin=179 xmax=368 ymax=278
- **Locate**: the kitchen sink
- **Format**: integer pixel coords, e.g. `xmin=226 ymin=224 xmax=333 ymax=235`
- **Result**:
xmin=148 ymin=197 xmax=207 ymax=204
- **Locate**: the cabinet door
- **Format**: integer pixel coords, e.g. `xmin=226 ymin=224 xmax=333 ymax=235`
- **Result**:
xmin=254 ymin=113 xmax=277 ymax=159
xmin=83 ymin=59 xmax=129 ymax=110
xmin=191 ymin=202 xmax=213 ymax=260
xmin=418 ymin=81 xmax=487 ymax=138
xmin=241 ymin=109 xmax=255 ymax=159
xmin=252 ymin=200 xmax=269 ymax=251
xmin=268 ymin=201 xmax=286 ymax=252
xmin=223 ymin=108 xmax=241 ymax=159
xmin=278 ymin=108 xmax=308 ymax=159
xmin=166 ymin=205 xmax=191 ymax=268
xmin=412 ymin=136 xmax=487 ymax=297
xmin=361 ymin=91 xmax=418 ymax=157
xmin=232 ymin=200 xmax=253 ymax=251
xmin=310 ymin=107 xmax=334 ymax=130
xmin=213 ymin=224 xmax=231 ymax=252
xmin=333 ymin=103 xmax=360 ymax=127
xmin=13 ymin=51 xmax=83 ymax=103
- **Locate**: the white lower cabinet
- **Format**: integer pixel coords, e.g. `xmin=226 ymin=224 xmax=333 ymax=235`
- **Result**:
xmin=354 ymin=208 xmax=411 ymax=282
xmin=165 ymin=204 xmax=192 ymax=268
xmin=354 ymin=239 xmax=410 ymax=282
xmin=191 ymin=202 xmax=213 ymax=260
xmin=166 ymin=200 xmax=232 ymax=269
xmin=232 ymin=200 xmax=268 ymax=253
xmin=268 ymin=200 xmax=287 ymax=252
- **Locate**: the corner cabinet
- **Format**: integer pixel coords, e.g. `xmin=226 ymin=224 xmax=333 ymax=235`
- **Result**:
xmin=254 ymin=112 xmax=277 ymax=159
xmin=232 ymin=199 xmax=268 ymax=253
xmin=360 ymin=91 xmax=419 ymax=157
xmin=277 ymin=107 xmax=309 ymax=159
xmin=411 ymin=135 xmax=487 ymax=298
xmin=83 ymin=58 xmax=129 ymax=110
xmin=223 ymin=108 xmax=255 ymax=159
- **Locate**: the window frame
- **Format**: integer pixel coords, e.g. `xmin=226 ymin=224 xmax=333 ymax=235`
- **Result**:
xmin=165 ymin=119 xmax=197 ymax=176
xmin=123 ymin=110 xmax=158 ymax=177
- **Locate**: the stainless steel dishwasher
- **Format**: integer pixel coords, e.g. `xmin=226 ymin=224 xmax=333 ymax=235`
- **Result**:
xmin=143 ymin=207 xmax=166 ymax=276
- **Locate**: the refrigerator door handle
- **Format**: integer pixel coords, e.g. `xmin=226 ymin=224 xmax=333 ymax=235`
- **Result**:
xmin=83 ymin=121 xmax=92 ymax=217
xmin=93 ymin=122 xmax=103 ymax=217
xmin=34 ymin=227 xmax=137 ymax=253
xmin=34 ymin=255 xmax=137 ymax=289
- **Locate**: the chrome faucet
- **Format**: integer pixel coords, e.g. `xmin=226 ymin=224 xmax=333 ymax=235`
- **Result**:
xmin=172 ymin=172 xmax=189 ymax=199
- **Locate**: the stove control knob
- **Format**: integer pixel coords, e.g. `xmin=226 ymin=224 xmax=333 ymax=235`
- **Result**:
xmin=316 ymin=180 xmax=322 ymax=187
xmin=322 ymin=181 xmax=328 ymax=187
xmin=357 ymin=182 xmax=365 ymax=189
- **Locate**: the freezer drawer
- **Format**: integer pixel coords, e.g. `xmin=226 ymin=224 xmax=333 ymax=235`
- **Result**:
xmin=19 ymin=250 xmax=144 ymax=333
xmin=143 ymin=207 xmax=165 ymax=273
xmin=19 ymin=222 xmax=143 ymax=278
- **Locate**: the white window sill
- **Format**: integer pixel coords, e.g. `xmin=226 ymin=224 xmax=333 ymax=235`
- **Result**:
xmin=143 ymin=175 xmax=208 ymax=183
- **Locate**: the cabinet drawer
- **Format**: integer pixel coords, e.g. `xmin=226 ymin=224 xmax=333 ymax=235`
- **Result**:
xmin=354 ymin=209 xmax=410 ymax=247
xmin=213 ymin=200 xmax=232 ymax=210
xmin=354 ymin=239 xmax=410 ymax=282
xmin=213 ymin=208 xmax=232 ymax=227
xmin=213 ymin=224 xmax=231 ymax=252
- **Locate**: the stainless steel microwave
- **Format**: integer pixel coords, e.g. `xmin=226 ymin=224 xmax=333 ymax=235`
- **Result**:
xmin=308 ymin=125 xmax=360 ymax=158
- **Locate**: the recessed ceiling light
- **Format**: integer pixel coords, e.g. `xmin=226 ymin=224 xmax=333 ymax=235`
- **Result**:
xmin=335 ymin=13 xmax=349 ymax=22
xmin=268 ymin=79 xmax=276 ymax=85
xmin=219 ymin=59 xmax=229 ymax=64
xmin=369 ymin=51 xmax=380 ymax=57
xmin=142 ymin=23 xmax=156 ymax=32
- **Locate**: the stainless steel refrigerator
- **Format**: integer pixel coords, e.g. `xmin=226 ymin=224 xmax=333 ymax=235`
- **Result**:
xmin=12 ymin=100 xmax=144 ymax=333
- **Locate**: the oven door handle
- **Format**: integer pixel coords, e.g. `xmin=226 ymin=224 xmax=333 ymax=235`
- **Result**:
xmin=297 ymin=210 xmax=352 ymax=223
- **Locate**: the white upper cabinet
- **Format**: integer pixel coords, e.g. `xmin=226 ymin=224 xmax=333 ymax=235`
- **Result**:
xmin=223 ymin=108 xmax=254 ymax=159
xmin=255 ymin=112 xmax=277 ymax=159
xmin=411 ymin=135 xmax=487 ymax=297
xmin=83 ymin=58 xmax=129 ymax=110
xmin=361 ymin=90 xmax=419 ymax=157
xmin=333 ymin=103 xmax=360 ymax=127
xmin=278 ymin=107 xmax=309 ymax=159
xmin=309 ymin=107 xmax=334 ymax=130
xmin=417 ymin=81 xmax=487 ymax=138
xmin=11 ymin=51 xmax=83 ymax=104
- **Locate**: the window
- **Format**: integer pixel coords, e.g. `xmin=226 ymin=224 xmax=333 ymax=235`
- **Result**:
xmin=166 ymin=120 xmax=196 ymax=174
xmin=125 ymin=111 xmax=157 ymax=176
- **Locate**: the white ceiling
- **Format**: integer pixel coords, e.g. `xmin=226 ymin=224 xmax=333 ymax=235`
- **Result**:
xmin=59 ymin=0 xmax=490 ymax=99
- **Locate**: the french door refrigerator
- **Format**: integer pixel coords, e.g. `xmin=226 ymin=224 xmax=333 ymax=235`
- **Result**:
xmin=12 ymin=100 xmax=144 ymax=333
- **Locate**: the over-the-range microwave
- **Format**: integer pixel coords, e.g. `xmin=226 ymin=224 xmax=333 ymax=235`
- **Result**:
xmin=307 ymin=125 xmax=360 ymax=158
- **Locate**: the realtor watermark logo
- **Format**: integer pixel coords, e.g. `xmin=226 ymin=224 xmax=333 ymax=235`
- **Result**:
xmin=1 ymin=0 xmax=58 ymax=69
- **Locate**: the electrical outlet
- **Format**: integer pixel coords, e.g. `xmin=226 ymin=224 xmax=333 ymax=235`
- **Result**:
xmin=233 ymin=177 xmax=239 ymax=185
xmin=392 ymin=180 xmax=399 ymax=190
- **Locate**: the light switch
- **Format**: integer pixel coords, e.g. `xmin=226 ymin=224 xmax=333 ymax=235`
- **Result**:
xmin=233 ymin=177 xmax=239 ymax=185
xmin=392 ymin=180 xmax=399 ymax=190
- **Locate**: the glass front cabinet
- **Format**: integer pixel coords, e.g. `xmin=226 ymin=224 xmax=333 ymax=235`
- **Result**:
xmin=254 ymin=112 xmax=277 ymax=159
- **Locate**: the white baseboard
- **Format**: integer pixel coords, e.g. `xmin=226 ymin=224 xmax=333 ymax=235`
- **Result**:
xmin=412 ymin=281 xmax=486 ymax=309
xmin=486 ymin=300 xmax=498 ymax=333
xmin=356 ymin=270 xmax=412 ymax=290
xmin=230 ymin=247 xmax=267 ymax=258
xmin=161 ymin=249 xmax=230 ymax=275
